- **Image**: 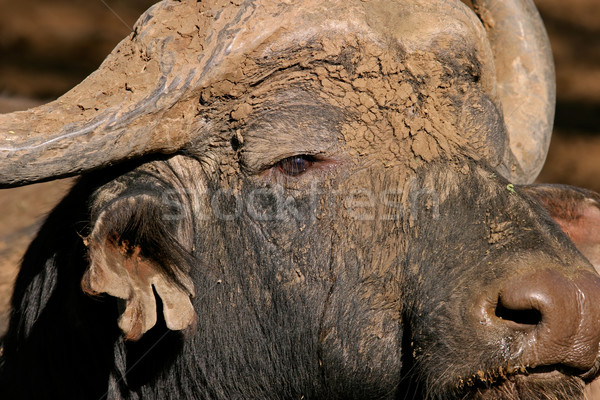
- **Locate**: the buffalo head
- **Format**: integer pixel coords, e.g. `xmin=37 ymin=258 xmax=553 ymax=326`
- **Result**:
xmin=1 ymin=1 xmax=599 ymax=399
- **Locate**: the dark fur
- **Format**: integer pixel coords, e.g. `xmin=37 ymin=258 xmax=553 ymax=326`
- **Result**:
xmin=0 ymin=153 xmax=591 ymax=399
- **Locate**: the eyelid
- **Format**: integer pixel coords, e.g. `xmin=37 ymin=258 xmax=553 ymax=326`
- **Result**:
xmin=249 ymin=152 xmax=339 ymax=178
xmin=275 ymin=155 xmax=317 ymax=177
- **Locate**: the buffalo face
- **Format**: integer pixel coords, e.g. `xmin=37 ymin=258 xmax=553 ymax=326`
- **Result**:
xmin=1 ymin=1 xmax=598 ymax=399
xmin=70 ymin=144 xmax=600 ymax=399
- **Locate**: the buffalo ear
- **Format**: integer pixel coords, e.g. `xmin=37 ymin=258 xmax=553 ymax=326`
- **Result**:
xmin=522 ymin=184 xmax=600 ymax=272
xmin=81 ymin=196 xmax=195 ymax=341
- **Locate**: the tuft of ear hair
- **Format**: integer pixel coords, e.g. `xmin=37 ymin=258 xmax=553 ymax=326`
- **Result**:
xmin=81 ymin=195 xmax=196 ymax=341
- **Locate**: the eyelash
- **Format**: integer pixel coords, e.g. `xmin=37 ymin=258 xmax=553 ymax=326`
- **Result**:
xmin=275 ymin=155 xmax=317 ymax=177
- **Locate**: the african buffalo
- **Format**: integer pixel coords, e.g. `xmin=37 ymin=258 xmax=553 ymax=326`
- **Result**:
xmin=1 ymin=0 xmax=600 ymax=399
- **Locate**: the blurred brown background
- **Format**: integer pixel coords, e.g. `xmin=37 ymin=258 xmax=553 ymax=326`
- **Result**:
xmin=0 ymin=0 xmax=599 ymax=334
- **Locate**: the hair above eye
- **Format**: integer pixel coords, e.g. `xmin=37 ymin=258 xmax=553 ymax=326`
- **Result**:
xmin=276 ymin=155 xmax=316 ymax=176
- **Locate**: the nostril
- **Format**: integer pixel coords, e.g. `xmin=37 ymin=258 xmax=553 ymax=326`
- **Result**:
xmin=494 ymin=296 xmax=542 ymax=329
xmin=480 ymin=268 xmax=600 ymax=372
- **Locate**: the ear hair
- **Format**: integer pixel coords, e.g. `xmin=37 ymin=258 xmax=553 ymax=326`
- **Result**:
xmin=82 ymin=195 xmax=195 ymax=341
xmin=522 ymin=184 xmax=600 ymax=273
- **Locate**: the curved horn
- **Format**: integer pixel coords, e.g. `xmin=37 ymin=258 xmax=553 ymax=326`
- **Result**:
xmin=0 ymin=0 xmax=312 ymax=188
xmin=472 ymin=0 xmax=556 ymax=184
xmin=0 ymin=2 xmax=206 ymax=188
xmin=0 ymin=73 xmax=200 ymax=188
xmin=0 ymin=0 xmax=481 ymax=188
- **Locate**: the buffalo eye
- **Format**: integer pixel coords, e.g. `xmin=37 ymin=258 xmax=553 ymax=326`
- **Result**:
xmin=276 ymin=155 xmax=316 ymax=176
